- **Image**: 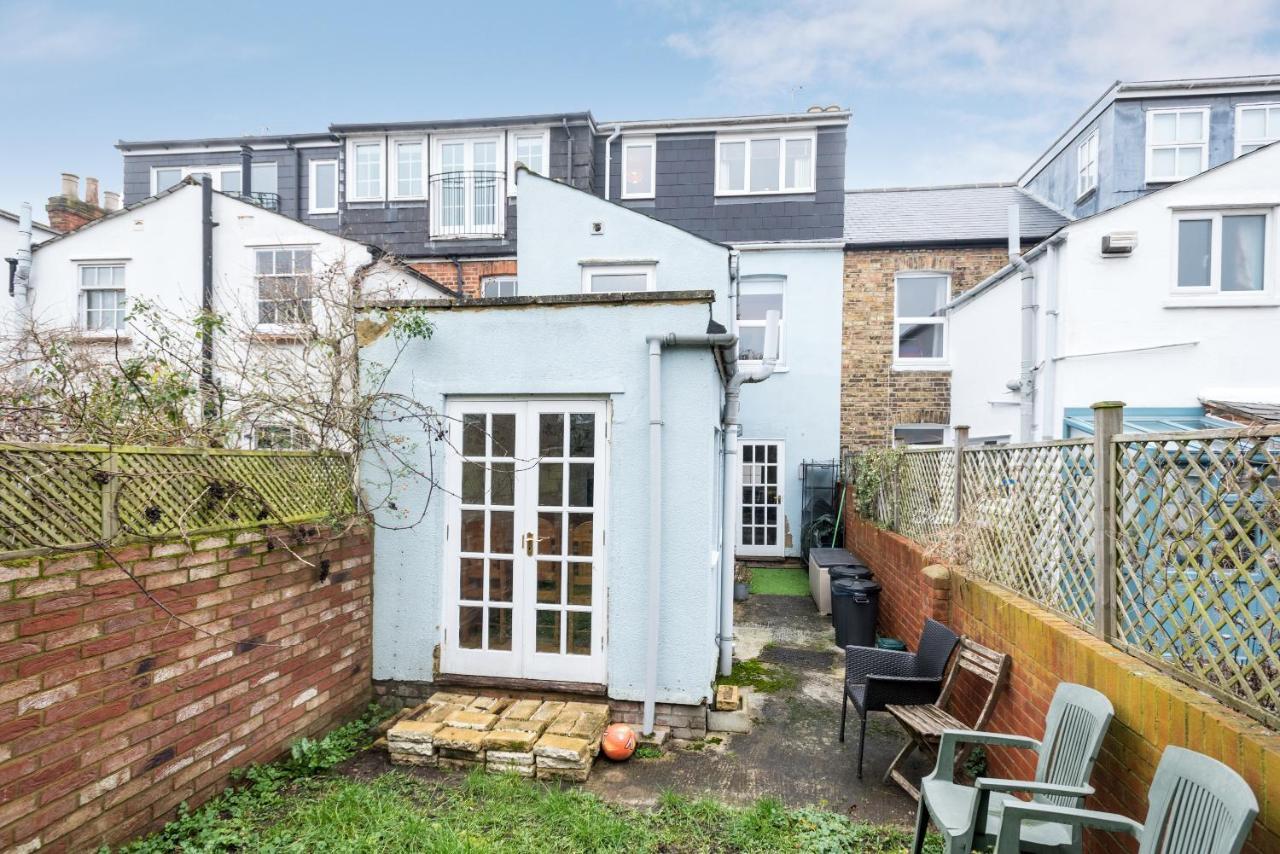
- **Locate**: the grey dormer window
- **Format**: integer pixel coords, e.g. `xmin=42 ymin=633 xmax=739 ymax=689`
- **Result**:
xmin=716 ymin=132 xmax=815 ymax=196
xmin=1146 ymin=108 xmax=1209 ymax=183
xmin=1236 ymin=104 xmax=1280 ymax=156
xmin=1076 ymin=130 xmax=1099 ymax=199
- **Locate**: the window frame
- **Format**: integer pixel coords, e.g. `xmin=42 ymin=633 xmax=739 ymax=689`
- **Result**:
xmin=249 ymin=161 xmax=278 ymax=196
xmin=580 ymin=263 xmax=656 ymax=294
xmin=152 ymin=164 xmax=242 ymax=194
xmin=481 ymin=275 xmax=518 ymax=298
xmin=736 ymin=275 xmax=787 ymax=369
xmin=506 ymin=128 xmax=550 ymax=196
xmin=252 ymin=424 xmax=311 ymax=450
xmin=151 ymin=166 xmax=184 ymax=194
xmin=308 ymin=159 xmax=339 ymax=214
xmin=1076 ymin=129 xmax=1099 ymax=200
xmin=389 ymin=136 xmax=427 ymax=201
xmin=1234 ymin=102 xmax=1280 ymax=157
xmin=1145 ymin=107 xmax=1210 ymax=184
xmin=620 ymin=136 xmax=657 ymax=200
xmin=77 ymin=263 xmax=127 ymax=334
xmin=347 ymin=137 xmax=386 ymax=202
xmin=1169 ymin=207 xmax=1275 ymax=301
xmin=892 ymin=270 xmax=951 ymax=369
xmin=714 ymin=131 xmax=817 ymax=197
xmin=892 ymin=424 xmax=947 ymax=447
xmin=253 ymin=246 xmax=316 ymax=329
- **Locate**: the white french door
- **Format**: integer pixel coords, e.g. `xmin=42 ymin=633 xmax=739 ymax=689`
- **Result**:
xmin=441 ymin=399 xmax=608 ymax=684
xmin=432 ymin=135 xmax=503 ymax=238
xmin=737 ymin=439 xmax=785 ymax=557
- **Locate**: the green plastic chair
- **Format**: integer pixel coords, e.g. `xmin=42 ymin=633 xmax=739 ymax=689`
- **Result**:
xmin=911 ymin=682 xmax=1114 ymax=854
xmin=995 ymin=746 xmax=1258 ymax=854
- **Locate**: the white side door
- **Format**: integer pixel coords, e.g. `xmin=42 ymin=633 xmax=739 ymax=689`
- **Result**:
xmin=737 ymin=439 xmax=785 ymax=558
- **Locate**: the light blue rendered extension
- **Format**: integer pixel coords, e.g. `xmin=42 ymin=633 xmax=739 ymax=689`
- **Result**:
xmin=359 ymin=295 xmax=724 ymax=707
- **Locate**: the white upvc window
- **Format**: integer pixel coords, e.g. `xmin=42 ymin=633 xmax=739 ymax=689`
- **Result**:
xmin=308 ymin=159 xmax=338 ymax=214
xmin=1172 ymin=209 xmax=1273 ymax=298
xmin=1235 ymin=103 xmax=1280 ymax=156
xmin=250 ymin=162 xmax=278 ymax=196
xmin=620 ymin=136 xmax=656 ymax=200
xmin=1146 ymin=107 xmax=1209 ymax=183
xmin=255 ymin=247 xmax=314 ymax=326
xmin=78 ymin=264 xmax=127 ymax=332
xmin=1076 ymin=129 xmax=1099 ymax=199
xmin=715 ymin=132 xmax=815 ymax=196
xmin=390 ymin=138 xmax=425 ymax=200
xmin=893 ymin=424 xmax=946 ymax=447
xmin=507 ymin=129 xmax=550 ymax=195
xmin=737 ymin=276 xmax=785 ymax=366
xmin=481 ymin=275 xmax=518 ymax=298
xmin=348 ymin=139 xmax=385 ymax=201
xmin=893 ymin=271 xmax=950 ymax=368
xmin=252 ymin=424 xmax=311 ymax=450
xmin=580 ymin=263 xmax=656 ymax=293
xmin=184 ymin=165 xmax=242 ymax=193
xmin=152 ymin=167 xmax=183 ymax=193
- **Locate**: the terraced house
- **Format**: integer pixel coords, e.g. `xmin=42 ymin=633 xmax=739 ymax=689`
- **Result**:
xmin=116 ymin=106 xmax=850 ymax=560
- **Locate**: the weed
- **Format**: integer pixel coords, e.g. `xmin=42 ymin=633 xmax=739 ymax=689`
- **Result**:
xmin=716 ymin=658 xmax=798 ymax=694
xmin=634 ymin=744 xmax=664 ymax=760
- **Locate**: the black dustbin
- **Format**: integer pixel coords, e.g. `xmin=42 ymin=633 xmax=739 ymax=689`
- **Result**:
xmin=832 ymin=578 xmax=881 ymax=649
xmin=828 ymin=565 xmax=873 ymax=626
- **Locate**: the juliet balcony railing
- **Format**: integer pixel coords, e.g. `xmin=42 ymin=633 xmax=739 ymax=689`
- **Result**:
xmin=428 ymin=170 xmax=507 ymax=240
xmin=232 ymin=191 xmax=282 ymax=212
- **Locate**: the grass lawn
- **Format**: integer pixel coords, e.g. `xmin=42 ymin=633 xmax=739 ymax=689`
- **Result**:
xmin=748 ymin=565 xmax=809 ymax=596
xmin=112 ymin=707 xmax=941 ymax=853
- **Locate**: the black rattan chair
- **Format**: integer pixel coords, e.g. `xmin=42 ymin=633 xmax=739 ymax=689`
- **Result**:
xmin=839 ymin=619 xmax=960 ymax=778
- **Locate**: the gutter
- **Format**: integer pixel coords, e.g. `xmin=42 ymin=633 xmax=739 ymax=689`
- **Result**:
xmin=640 ymin=310 xmax=779 ymax=734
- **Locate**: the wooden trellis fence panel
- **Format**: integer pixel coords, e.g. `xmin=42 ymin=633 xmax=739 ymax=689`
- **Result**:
xmin=0 ymin=443 xmax=354 ymax=559
xmin=1113 ymin=427 xmax=1280 ymax=725
xmin=852 ymin=418 xmax=1280 ymax=728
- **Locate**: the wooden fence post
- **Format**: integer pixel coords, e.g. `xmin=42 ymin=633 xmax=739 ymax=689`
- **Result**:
xmin=100 ymin=451 xmax=121 ymax=543
xmin=953 ymin=425 xmax=969 ymax=525
xmin=1091 ymin=402 xmax=1124 ymax=640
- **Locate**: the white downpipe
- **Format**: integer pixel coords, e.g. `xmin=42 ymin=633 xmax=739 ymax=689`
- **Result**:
xmin=11 ymin=203 xmax=34 ymax=368
xmin=603 ymin=125 xmax=622 ymax=201
xmin=641 ymin=311 xmax=777 ymax=733
xmin=1040 ymin=238 xmax=1064 ymax=439
xmin=1008 ymin=204 xmax=1037 ymax=443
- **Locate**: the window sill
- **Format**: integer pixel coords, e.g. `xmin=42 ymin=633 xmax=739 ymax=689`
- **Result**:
xmin=1163 ymin=296 xmax=1280 ymax=309
xmin=620 ymin=193 xmax=655 ymax=201
xmin=892 ymin=361 xmax=951 ymax=372
xmin=1075 ymin=186 xmax=1097 ymax=204
xmin=75 ymin=332 xmax=131 ymax=344
xmin=307 ymin=209 xmax=338 ymax=216
xmin=250 ymin=327 xmax=313 ymax=342
xmin=715 ymin=189 xmax=815 ymax=200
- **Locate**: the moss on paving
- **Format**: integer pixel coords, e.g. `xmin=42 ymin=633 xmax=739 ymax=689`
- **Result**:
xmin=747 ymin=566 xmax=810 ymax=596
xmin=716 ymin=658 xmax=798 ymax=694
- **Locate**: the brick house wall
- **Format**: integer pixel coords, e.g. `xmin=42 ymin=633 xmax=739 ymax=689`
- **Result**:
xmin=0 ymin=526 xmax=372 ymax=853
xmin=841 ymin=245 xmax=1015 ymax=450
xmin=408 ymin=259 xmax=518 ymax=298
xmin=844 ymin=511 xmax=1280 ymax=854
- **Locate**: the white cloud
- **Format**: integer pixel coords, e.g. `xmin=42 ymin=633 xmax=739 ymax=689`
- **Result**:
xmin=0 ymin=3 xmax=137 ymax=65
xmin=665 ymin=0 xmax=1280 ymax=102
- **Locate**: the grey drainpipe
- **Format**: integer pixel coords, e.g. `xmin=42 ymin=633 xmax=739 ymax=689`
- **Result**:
xmin=200 ymin=177 xmax=217 ymax=427
xmin=452 ymin=257 xmax=465 ymax=297
xmin=1007 ymin=204 xmax=1037 ymax=443
xmin=562 ymin=117 xmax=573 ymax=187
xmin=240 ymin=144 xmax=253 ymax=199
xmin=291 ymin=143 xmax=302 ymax=219
xmin=11 ymin=203 xmax=33 ymax=369
xmin=603 ymin=125 xmax=621 ymax=200
xmin=640 ymin=310 xmax=778 ymax=734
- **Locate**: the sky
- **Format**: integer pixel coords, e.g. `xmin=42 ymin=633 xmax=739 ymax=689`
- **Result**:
xmin=3 ymin=0 xmax=1280 ymax=217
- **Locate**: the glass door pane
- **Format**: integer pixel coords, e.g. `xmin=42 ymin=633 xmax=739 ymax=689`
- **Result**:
xmin=457 ymin=410 xmax=517 ymax=652
xmin=472 ymin=140 xmax=498 ymax=228
xmin=739 ymin=441 xmax=782 ymax=552
xmin=440 ymin=143 xmax=465 ymax=228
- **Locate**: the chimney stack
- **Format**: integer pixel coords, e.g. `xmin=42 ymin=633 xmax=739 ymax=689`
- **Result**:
xmin=103 ymin=191 xmax=121 ymax=211
xmin=47 ymin=171 xmax=112 ymax=233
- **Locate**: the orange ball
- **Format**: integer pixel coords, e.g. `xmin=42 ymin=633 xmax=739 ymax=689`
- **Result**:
xmin=601 ymin=723 xmax=637 ymax=761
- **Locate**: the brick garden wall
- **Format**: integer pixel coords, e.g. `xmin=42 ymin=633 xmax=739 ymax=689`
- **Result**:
xmin=845 ymin=512 xmax=1280 ymax=854
xmin=841 ymin=246 xmax=1015 ymax=451
xmin=409 ymin=258 xmax=518 ymax=298
xmin=0 ymin=526 xmax=373 ymax=853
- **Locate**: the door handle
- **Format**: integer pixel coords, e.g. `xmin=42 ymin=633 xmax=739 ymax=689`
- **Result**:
xmin=525 ymin=532 xmax=534 ymax=556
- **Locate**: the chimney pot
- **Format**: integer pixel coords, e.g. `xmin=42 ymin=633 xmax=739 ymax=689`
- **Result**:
xmin=85 ymin=177 xmax=100 ymax=207
xmin=103 ymin=191 xmax=121 ymax=212
xmin=60 ymin=173 xmax=79 ymax=199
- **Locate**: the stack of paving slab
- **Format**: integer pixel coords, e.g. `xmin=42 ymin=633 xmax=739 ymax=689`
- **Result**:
xmin=386 ymin=692 xmax=610 ymax=782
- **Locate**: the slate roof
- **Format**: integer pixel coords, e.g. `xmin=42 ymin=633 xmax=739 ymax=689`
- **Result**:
xmin=1200 ymin=398 xmax=1280 ymax=425
xmin=843 ymin=183 xmax=1068 ymax=247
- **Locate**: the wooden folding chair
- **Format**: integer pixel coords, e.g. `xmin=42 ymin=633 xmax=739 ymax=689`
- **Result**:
xmin=883 ymin=637 xmax=1010 ymax=800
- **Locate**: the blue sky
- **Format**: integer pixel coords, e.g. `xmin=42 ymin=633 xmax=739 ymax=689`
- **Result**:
xmin=4 ymin=0 xmax=1280 ymax=218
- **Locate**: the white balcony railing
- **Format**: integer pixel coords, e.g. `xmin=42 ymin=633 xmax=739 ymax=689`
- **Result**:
xmin=428 ymin=170 xmax=506 ymax=240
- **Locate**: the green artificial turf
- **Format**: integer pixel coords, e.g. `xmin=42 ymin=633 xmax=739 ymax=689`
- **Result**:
xmin=747 ymin=566 xmax=810 ymax=596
